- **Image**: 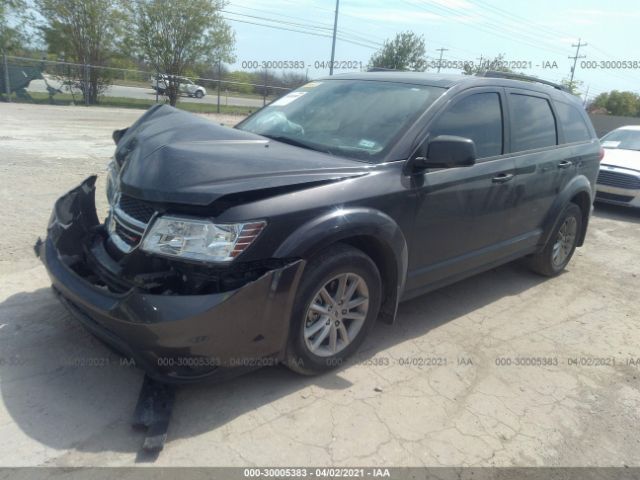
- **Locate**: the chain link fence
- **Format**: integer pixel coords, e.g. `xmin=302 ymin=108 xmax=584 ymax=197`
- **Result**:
xmin=1 ymin=55 xmax=309 ymax=114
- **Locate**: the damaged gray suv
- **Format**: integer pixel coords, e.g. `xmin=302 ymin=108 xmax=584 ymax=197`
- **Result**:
xmin=36 ymin=71 xmax=602 ymax=383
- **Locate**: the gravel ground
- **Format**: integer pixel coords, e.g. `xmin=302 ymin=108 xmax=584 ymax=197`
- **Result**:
xmin=1 ymin=103 xmax=640 ymax=467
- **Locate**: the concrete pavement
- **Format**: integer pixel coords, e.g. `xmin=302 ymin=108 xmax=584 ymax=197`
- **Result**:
xmin=1 ymin=103 xmax=640 ymax=467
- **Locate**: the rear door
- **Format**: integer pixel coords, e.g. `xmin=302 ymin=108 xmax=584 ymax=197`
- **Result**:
xmin=406 ymin=87 xmax=519 ymax=293
xmin=506 ymin=89 xmax=572 ymax=245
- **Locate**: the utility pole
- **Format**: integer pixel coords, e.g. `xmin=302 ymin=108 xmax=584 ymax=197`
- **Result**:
xmin=329 ymin=0 xmax=339 ymax=75
xmin=568 ymin=38 xmax=587 ymax=87
xmin=216 ymin=60 xmax=221 ymax=114
xmin=435 ymin=48 xmax=449 ymax=73
xmin=583 ymin=85 xmax=590 ymax=107
xmin=2 ymin=51 xmax=11 ymax=102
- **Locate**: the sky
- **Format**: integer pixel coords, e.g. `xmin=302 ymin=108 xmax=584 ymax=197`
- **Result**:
xmin=223 ymin=0 xmax=640 ymax=102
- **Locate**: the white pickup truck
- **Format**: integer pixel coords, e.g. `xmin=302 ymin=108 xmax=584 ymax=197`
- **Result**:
xmin=150 ymin=74 xmax=207 ymax=99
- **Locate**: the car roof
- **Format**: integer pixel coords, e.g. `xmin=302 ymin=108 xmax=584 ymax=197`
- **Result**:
xmin=318 ymin=71 xmax=578 ymax=103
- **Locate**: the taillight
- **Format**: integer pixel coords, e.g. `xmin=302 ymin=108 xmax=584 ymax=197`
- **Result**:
xmin=598 ymin=147 xmax=605 ymax=162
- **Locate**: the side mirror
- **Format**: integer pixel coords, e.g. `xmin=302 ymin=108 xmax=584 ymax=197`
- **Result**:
xmin=413 ymin=135 xmax=477 ymax=169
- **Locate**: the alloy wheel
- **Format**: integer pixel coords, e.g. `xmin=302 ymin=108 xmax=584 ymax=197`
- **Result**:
xmin=303 ymin=273 xmax=369 ymax=357
xmin=552 ymin=216 xmax=578 ymax=267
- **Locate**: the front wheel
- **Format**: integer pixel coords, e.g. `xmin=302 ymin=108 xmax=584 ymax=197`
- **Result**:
xmin=526 ymin=203 xmax=583 ymax=277
xmin=195 ymin=90 xmax=204 ymax=99
xmin=286 ymin=244 xmax=381 ymax=375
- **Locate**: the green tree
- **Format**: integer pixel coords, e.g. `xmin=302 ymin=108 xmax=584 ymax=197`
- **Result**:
xmin=462 ymin=54 xmax=513 ymax=75
xmin=560 ymin=78 xmax=583 ymax=96
xmin=368 ymin=31 xmax=427 ymax=72
xmin=36 ymin=0 xmax=127 ymax=104
xmin=1 ymin=0 xmax=27 ymax=54
xmin=132 ymin=0 xmax=235 ymax=106
xmin=592 ymin=90 xmax=640 ymax=117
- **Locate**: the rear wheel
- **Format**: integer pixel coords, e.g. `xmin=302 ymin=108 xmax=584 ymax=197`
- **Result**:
xmin=286 ymin=244 xmax=381 ymax=375
xmin=526 ymin=203 xmax=582 ymax=277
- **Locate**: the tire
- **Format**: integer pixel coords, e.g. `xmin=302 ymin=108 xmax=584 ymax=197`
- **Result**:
xmin=285 ymin=244 xmax=382 ymax=375
xmin=526 ymin=203 xmax=583 ymax=277
xmin=195 ymin=90 xmax=204 ymax=99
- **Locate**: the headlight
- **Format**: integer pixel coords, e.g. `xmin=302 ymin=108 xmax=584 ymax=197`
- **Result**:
xmin=141 ymin=216 xmax=266 ymax=262
xmin=106 ymin=160 xmax=120 ymax=205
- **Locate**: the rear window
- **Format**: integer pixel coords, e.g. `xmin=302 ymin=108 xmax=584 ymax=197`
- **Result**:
xmin=556 ymin=102 xmax=592 ymax=143
xmin=510 ymin=94 xmax=557 ymax=152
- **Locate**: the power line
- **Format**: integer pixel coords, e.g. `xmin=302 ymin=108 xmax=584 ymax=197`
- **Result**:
xmin=222 ymin=14 xmax=380 ymax=50
xmin=228 ymin=4 xmax=386 ymax=47
xmin=465 ymin=0 xmax=572 ymax=44
xmin=455 ymin=1 xmax=640 ymax=89
xmin=223 ymin=10 xmax=382 ymax=49
xmin=402 ymin=0 xmax=570 ymax=57
xmin=223 ymin=9 xmax=331 ymax=33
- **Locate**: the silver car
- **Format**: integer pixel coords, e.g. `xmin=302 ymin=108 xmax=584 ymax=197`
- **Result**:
xmin=150 ymin=74 xmax=207 ymax=99
xmin=596 ymin=126 xmax=640 ymax=208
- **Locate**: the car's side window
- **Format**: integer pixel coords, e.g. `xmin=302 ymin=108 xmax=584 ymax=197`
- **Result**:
xmin=509 ymin=94 xmax=557 ymax=152
xmin=555 ymin=102 xmax=592 ymax=143
xmin=429 ymin=92 xmax=503 ymax=159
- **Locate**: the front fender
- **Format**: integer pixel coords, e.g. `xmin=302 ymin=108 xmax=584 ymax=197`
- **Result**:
xmin=540 ymin=174 xmax=594 ymax=249
xmin=274 ymin=208 xmax=408 ymax=324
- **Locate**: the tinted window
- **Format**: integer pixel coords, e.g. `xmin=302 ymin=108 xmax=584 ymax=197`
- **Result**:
xmin=430 ymin=92 xmax=503 ymax=158
xmin=510 ymin=94 xmax=557 ymax=151
xmin=556 ymin=102 xmax=591 ymax=143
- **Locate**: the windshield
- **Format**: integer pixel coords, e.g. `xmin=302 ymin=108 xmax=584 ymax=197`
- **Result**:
xmin=237 ymin=79 xmax=445 ymax=162
xmin=601 ymin=129 xmax=640 ymax=151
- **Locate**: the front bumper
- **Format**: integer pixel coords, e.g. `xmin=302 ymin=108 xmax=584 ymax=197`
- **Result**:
xmin=595 ymin=185 xmax=640 ymax=208
xmin=596 ymin=166 xmax=640 ymax=208
xmin=36 ymin=176 xmax=305 ymax=383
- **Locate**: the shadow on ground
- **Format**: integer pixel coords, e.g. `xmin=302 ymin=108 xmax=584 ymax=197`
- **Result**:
xmin=593 ymin=201 xmax=640 ymax=224
xmin=0 ymin=260 xmax=547 ymax=460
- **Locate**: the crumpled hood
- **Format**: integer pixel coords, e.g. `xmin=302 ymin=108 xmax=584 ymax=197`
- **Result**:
xmin=115 ymin=105 xmax=370 ymax=206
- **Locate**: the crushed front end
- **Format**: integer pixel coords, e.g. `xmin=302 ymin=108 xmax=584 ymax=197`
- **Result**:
xmin=36 ymin=175 xmax=304 ymax=383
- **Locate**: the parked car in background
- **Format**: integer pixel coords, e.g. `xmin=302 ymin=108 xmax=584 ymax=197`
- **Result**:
xmin=150 ymin=74 xmax=207 ymax=98
xmin=37 ymin=71 xmax=602 ymax=383
xmin=596 ymin=126 xmax=640 ymax=208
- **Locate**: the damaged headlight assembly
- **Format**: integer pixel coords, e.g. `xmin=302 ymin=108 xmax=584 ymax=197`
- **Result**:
xmin=141 ymin=216 xmax=266 ymax=262
xmin=105 ymin=160 xmax=120 ymax=206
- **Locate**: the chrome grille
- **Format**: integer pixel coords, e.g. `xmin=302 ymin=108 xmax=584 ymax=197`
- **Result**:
xmin=597 ymin=170 xmax=640 ymax=190
xmin=114 ymin=219 xmax=143 ymax=246
xmin=108 ymin=210 xmax=146 ymax=252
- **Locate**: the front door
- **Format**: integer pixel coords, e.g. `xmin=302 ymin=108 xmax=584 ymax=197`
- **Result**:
xmin=405 ymin=88 xmax=518 ymax=295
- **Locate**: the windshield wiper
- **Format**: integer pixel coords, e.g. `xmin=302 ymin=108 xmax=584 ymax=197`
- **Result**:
xmin=262 ymin=135 xmax=332 ymax=155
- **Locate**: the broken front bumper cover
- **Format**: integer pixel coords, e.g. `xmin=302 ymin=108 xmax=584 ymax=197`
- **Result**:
xmin=36 ymin=176 xmax=304 ymax=383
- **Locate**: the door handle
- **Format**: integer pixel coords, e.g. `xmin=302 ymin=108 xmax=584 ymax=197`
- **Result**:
xmin=492 ymin=173 xmax=514 ymax=184
xmin=557 ymin=160 xmax=573 ymax=169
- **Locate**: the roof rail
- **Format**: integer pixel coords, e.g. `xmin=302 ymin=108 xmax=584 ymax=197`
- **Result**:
xmin=367 ymin=67 xmax=400 ymax=72
xmin=477 ymin=70 xmax=570 ymax=92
